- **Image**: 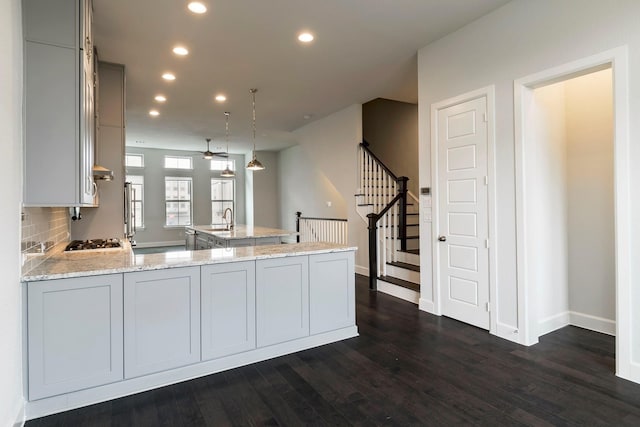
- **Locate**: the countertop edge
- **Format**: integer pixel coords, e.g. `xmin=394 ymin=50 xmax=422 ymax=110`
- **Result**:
xmin=22 ymin=245 xmax=357 ymax=282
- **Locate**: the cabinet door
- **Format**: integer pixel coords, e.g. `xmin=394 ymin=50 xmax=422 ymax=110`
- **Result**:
xmin=230 ymin=238 xmax=256 ymax=248
xmin=24 ymin=41 xmax=79 ymax=206
xmin=309 ymin=252 xmax=355 ymax=335
xmin=124 ymin=267 xmax=200 ymax=378
xmin=201 ymin=262 xmax=256 ymax=360
xmin=256 ymin=256 xmax=309 ymax=347
xmin=27 ymin=274 xmax=123 ymax=400
xmin=23 ymin=0 xmax=78 ymax=47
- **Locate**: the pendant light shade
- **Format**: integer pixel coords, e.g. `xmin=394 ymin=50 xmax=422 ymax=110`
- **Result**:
xmin=221 ymin=112 xmax=235 ymax=177
xmin=246 ymin=88 xmax=265 ymax=171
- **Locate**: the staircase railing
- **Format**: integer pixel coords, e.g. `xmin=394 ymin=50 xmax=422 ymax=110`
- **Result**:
xmin=358 ymin=141 xmax=411 ymax=290
xmin=295 ymin=212 xmax=348 ymax=245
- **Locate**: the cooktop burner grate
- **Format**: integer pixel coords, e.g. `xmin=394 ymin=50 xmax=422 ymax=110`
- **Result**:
xmin=64 ymin=238 xmax=122 ymax=251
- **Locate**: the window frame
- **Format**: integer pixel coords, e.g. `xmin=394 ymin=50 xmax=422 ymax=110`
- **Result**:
xmin=164 ymin=155 xmax=193 ymax=170
xmin=164 ymin=176 xmax=193 ymax=227
xmin=211 ymin=178 xmax=235 ymax=226
xmin=125 ymin=153 xmax=145 ymax=168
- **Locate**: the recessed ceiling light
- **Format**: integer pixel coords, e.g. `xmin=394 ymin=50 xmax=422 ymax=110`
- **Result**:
xmin=172 ymin=46 xmax=189 ymax=56
xmin=149 ymin=110 xmax=160 ymax=116
xmin=298 ymin=32 xmax=314 ymax=43
xmin=162 ymin=72 xmax=176 ymax=81
xmin=135 ymin=140 xmax=145 ymax=144
xmin=155 ymin=95 xmax=167 ymax=102
xmin=215 ymin=94 xmax=227 ymax=102
xmin=303 ymin=114 xmax=313 ymax=120
xmin=187 ymin=1 xmax=207 ymax=14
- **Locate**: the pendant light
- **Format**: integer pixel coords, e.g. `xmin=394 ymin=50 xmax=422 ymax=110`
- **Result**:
xmin=246 ymin=88 xmax=265 ymax=171
xmin=203 ymin=138 xmax=214 ymax=160
xmin=221 ymin=112 xmax=235 ymax=177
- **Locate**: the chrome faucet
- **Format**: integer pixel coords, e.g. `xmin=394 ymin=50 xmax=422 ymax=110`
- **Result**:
xmin=222 ymin=207 xmax=234 ymax=230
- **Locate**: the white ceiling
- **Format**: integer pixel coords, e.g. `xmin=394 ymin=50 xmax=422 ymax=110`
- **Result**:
xmin=93 ymin=0 xmax=510 ymax=155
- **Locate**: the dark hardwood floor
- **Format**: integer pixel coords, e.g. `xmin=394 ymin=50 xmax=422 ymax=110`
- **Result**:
xmin=27 ymin=275 xmax=640 ymax=426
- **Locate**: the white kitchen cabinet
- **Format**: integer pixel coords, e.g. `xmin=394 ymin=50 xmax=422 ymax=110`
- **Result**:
xmin=27 ymin=274 xmax=123 ymax=400
xmin=309 ymin=252 xmax=356 ymax=335
xmin=256 ymin=256 xmax=309 ymax=347
xmin=23 ymin=0 xmax=96 ymax=206
xmin=124 ymin=267 xmax=201 ymax=378
xmin=201 ymin=262 xmax=256 ymax=360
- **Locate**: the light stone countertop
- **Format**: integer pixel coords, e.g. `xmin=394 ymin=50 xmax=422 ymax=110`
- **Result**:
xmin=186 ymin=225 xmax=297 ymax=240
xmin=22 ymin=242 xmax=357 ymax=282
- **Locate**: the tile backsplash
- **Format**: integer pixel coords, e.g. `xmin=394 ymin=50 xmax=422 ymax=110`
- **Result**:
xmin=21 ymin=207 xmax=70 ymax=273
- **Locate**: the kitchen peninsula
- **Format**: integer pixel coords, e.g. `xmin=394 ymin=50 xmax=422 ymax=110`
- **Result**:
xmin=186 ymin=224 xmax=297 ymax=249
xmin=22 ymin=243 xmax=357 ymax=419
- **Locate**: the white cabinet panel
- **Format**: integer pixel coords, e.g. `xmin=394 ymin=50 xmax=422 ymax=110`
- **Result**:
xmin=23 ymin=0 xmax=78 ymax=47
xmin=124 ymin=267 xmax=200 ymax=378
xmin=27 ymin=274 xmax=123 ymax=400
xmin=256 ymin=256 xmax=309 ymax=347
xmin=309 ymin=252 xmax=355 ymax=335
xmin=201 ymin=262 xmax=256 ymax=360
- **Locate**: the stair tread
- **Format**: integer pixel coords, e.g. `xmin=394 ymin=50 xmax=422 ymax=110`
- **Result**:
xmin=378 ymin=275 xmax=420 ymax=292
xmin=399 ymin=249 xmax=420 ymax=255
xmin=387 ymin=261 xmax=420 ymax=272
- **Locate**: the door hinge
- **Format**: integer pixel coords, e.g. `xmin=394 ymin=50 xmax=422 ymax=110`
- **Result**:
xmin=485 ymin=239 xmax=489 ymax=249
xmin=483 ymin=112 xmax=488 ymax=122
xmin=484 ymin=176 xmax=488 ymax=186
xmin=486 ymin=302 xmax=490 ymax=312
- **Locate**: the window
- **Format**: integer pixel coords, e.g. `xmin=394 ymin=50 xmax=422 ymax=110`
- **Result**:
xmin=164 ymin=155 xmax=193 ymax=170
xmin=165 ymin=177 xmax=192 ymax=226
xmin=210 ymin=159 xmax=235 ymax=171
xmin=126 ymin=175 xmax=144 ymax=228
xmin=211 ymin=179 xmax=234 ymax=226
xmin=125 ymin=153 xmax=144 ymax=168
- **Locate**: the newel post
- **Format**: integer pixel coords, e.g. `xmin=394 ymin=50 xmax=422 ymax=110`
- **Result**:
xmin=367 ymin=212 xmax=378 ymax=291
xmin=397 ymin=177 xmax=409 ymax=251
xmin=295 ymin=211 xmax=302 ymax=243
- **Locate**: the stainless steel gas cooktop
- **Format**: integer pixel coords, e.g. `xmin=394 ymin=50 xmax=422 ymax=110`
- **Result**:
xmin=64 ymin=238 xmax=122 ymax=251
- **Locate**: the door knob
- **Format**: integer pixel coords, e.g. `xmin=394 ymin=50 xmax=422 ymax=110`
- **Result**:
xmin=438 ymin=236 xmax=447 ymax=242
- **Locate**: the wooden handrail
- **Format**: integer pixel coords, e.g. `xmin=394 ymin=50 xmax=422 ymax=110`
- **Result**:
xmin=360 ymin=141 xmax=398 ymax=181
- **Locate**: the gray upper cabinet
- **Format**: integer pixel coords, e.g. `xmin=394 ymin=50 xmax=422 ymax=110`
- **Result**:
xmin=23 ymin=0 xmax=96 ymax=207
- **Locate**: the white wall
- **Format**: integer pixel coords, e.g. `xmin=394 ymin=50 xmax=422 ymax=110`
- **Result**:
xmin=282 ymin=105 xmax=368 ymax=269
xmin=249 ymin=151 xmax=280 ymax=228
xmin=0 ymin=0 xmax=25 ymax=425
xmin=530 ymin=83 xmax=570 ymax=334
xmin=278 ymin=145 xmax=347 ymax=233
xmin=565 ymin=69 xmax=614 ymax=322
xmin=418 ymin=0 xmax=640 ymax=380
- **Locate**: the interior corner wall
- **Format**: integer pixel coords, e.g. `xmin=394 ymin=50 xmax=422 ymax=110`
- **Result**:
xmin=529 ymin=82 xmax=570 ymax=335
xmin=417 ymin=0 xmax=640 ymax=358
xmin=565 ymin=69 xmax=615 ymax=323
xmin=249 ymin=151 xmax=280 ymax=228
xmin=363 ymin=98 xmax=419 ymax=195
xmin=284 ymin=104 xmax=368 ymax=270
xmin=277 ymin=145 xmax=346 ymax=233
xmin=123 ymin=147 xmax=247 ymax=246
xmin=0 ymin=0 xmax=25 ymax=425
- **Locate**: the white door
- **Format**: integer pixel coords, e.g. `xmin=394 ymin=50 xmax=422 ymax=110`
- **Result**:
xmin=437 ymin=96 xmax=490 ymax=330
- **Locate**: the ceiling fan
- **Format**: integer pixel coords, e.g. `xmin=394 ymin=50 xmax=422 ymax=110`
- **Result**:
xmin=202 ymin=138 xmax=228 ymax=159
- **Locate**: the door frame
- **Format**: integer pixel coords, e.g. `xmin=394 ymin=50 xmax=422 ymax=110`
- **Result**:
xmin=514 ymin=47 xmax=632 ymax=379
xmin=430 ymin=86 xmax=499 ymax=335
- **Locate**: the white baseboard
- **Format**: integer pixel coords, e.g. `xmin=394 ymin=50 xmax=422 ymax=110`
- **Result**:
xmin=418 ymin=298 xmax=436 ymax=314
xmin=494 ymin=321 xmax=525 ymax=345
xmin=355 ymin=265 xmax=368 ymax=276
xmin=537 ymin=310 xmax=615 ymax=338
xmin=377 ymin=280 xmax=419 ymax=304
xmin=12 ymin=402 xmax=25 ymax=427
xmin=538 ymin=311 xmax=571 ymax=337
xmin=133 ymin=240 xmax=185 ymax=249
xmin=570 ymin=311 xmax=615 ymax=336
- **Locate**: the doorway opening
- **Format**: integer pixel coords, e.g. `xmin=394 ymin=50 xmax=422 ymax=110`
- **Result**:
xmin=514 ymin=47 xmax=632 ymax=380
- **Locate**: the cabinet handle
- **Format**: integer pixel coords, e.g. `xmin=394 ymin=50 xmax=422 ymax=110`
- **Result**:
xmin=92 ymin=181 xmax=98 ymax=197
xmin=86 ymin=37 xmax=92 ymax=59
